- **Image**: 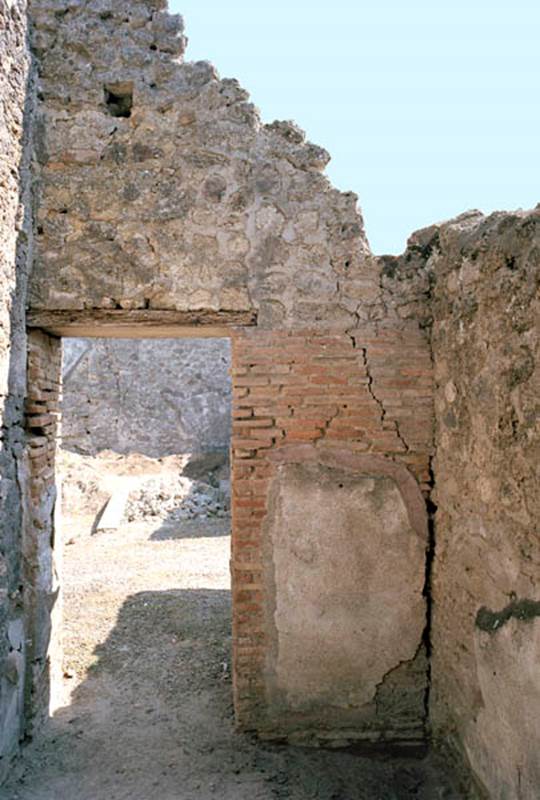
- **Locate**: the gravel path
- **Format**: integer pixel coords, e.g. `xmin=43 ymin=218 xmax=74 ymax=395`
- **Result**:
xmin=4 ymin=515 xmax=462 ymax=800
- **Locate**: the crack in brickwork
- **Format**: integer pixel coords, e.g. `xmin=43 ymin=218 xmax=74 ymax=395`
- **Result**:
xmin=230 ymin=327 xmax=434 ymax=738
xmin=360 ymin=346 xmax=410 ymax=453
xmin=315 ymin=405 xmax=342 ymax=441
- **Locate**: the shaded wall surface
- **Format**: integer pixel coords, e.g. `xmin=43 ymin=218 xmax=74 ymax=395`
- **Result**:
xmin=0 ymin=0 xmax=34 ymax=780
xmin=428 ymin=212 xmax=539 ymax=800
xmin=384 ymin=209 xmax=540 ymax=799
xmin=61 ymin=338 xmax=232 ymax=456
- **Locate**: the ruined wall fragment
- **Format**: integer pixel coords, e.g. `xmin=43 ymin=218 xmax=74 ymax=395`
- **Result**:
xmin=430 ymin=210 xmax=540 ymax=799
xmin=0 ymin=0 xmax=35 ymax=779
xmin=388 ymin=209 xmax=540 ymax=798
xmin=27 ymin=0 xmax=433 ymax=745
xmin=28 ymin=0 xmax=374 ymax=327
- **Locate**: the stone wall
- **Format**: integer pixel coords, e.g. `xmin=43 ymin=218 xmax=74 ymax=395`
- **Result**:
xmin=61 ymin=338 xmax=231 ymax=456
xmin=28 ymin=0 xmax=376 ymax=328
xmin=383 ymin=208 xmax=540 ymax=797
xmin=0 ymin=0 xmax=34 ymax=780
xmin=428 ymin=211 xmax=539 ymax=799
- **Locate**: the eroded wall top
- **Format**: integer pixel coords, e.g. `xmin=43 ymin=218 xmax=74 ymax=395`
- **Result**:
xmin=29 ymin=0 xmax=383 ymax=329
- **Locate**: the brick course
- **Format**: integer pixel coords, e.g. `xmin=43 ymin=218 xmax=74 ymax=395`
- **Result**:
xmin=230 ymin=324 xmax=433 ymax=730
xmin=23 ymin=330 xmax=62 ymax=735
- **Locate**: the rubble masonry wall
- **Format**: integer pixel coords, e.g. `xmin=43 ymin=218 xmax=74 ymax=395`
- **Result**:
xmin=429 ymin=212 xmax=539 ymax=799
xmin=382 ymin=209 xmax=539 ymax=798
xmin=0 ymin=0 xmax=35 ymax=780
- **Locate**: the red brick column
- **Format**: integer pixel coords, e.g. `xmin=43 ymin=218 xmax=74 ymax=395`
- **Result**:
xmin=22 ymin=330 xmax=62 ymax=732
xmin=230 ymin=324 xmax=433 ymax=731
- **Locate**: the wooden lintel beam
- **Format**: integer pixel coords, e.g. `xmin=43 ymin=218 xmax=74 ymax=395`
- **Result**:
xmin=26 ymin=308 xmax=258 ymax=339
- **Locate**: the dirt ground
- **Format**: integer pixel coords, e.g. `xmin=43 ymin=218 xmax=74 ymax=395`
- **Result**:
xmin=4 ymin=458 xmax=463 ymax=800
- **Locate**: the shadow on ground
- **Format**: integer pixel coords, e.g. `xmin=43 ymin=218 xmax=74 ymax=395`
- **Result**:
xmin=150 ymin=516 xmax=230 ymax=541
xmin=5 ymin=587 xmax=462 ymax=800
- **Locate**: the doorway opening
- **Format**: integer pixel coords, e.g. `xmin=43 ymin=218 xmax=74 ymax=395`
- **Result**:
xmin=53 ymin=336 xmax=234 ymax=775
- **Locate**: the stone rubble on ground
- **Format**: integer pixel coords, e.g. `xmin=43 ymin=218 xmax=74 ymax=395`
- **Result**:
xmin=124 ymin=475 xmax=230 ymax=523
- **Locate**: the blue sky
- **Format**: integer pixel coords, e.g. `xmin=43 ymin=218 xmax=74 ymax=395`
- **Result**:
xmin=170 ymin=1 xmax=539 ymax=254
